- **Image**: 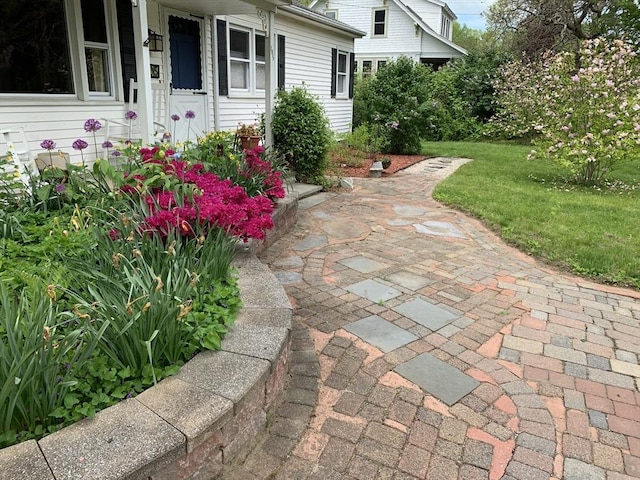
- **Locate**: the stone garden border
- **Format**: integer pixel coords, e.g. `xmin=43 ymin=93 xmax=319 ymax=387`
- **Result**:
xmin=0 ymin=194 xmax=299 ymax=480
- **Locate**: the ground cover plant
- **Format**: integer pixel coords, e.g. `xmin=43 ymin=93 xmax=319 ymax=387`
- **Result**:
xmin=0 ymin=119 xmax=285 ymax=447
xmin=427 ymin=141 xmax=640 ymax=289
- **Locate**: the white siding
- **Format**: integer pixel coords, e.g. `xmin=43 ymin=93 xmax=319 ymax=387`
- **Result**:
xmin=401 ymin=0 xmax=442 ymax=32
xmin=0 ymin=3 xmax=358 ymax=165
xmin=314 ymin=0 xmax=422 ymax=57
xmin=312 ymin=0 xmax=463 ymax=61
xmin=0 ymin=101 xmax=131 ymax=165
xmin=420 ymin=31 xmax=464 ymax=58
xmin=278 ymin=13 xmax=355 ymax=133
xmin=216 ymin=12 xmax=356 ymax=134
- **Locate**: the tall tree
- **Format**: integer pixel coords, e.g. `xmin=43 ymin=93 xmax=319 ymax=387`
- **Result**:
xmin=486 ymin=0 xmax=640 ymax=56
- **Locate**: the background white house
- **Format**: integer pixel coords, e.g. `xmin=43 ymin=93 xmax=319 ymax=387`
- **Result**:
xmin=309 ymin=0 xmax=466 ymax=75
xmin=0 ymin=0 xmax=363 ymax=168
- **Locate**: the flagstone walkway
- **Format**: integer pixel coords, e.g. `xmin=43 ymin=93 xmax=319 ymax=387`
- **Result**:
xmin=224 ymin=158 xmax=640 ymax=480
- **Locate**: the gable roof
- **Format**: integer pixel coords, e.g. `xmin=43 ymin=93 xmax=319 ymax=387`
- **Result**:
xmin=281 ymin=4 xmax=366 ymax=37
xmin=308 ymin=0 xmax=466 ymax=56
xmin=390 ymin=0 xmax=466 ymax=55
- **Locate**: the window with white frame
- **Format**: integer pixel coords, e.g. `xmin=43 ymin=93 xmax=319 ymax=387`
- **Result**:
xmin=81 ymin=0 xmax=112 ymax=95
xmin=441 ymin=16 xmax=452 ymax=39
xmin=324 ymin=10 xmax=337 ymax=20
xmin=229 ymin=26 xmax=265 ymax=94
xmin=336 ymin=50 xmax=348 ymax=97
xmin=372 ymin=8 xmax=388 ymax=37
xmin=0 ymin=0 xmax=115 ymax=97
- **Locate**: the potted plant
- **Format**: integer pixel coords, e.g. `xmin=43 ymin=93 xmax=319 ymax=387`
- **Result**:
xmin=237 ymin=122 xmax=262 ymax=150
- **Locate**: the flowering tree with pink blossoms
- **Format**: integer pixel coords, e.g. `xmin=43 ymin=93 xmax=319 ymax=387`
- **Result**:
xmin=492 ymin=38 xmax=640 ymax=184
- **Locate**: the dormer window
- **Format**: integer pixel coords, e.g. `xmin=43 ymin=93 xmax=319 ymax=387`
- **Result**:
xmin=372 ymin=8 xmax=388 ymax=37
xmin=324 ymin=9 xmax=337 ymax=19
xmin=441 ymin=16 xmax=452 ymax=39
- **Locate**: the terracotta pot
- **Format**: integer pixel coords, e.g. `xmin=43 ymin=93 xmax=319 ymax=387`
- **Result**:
xmin=240 ymin=135 xmax=261 ymax=151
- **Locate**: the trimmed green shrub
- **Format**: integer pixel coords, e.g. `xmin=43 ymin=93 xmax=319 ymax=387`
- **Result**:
xmin=272 ymin=86 xmax=332 ymax=181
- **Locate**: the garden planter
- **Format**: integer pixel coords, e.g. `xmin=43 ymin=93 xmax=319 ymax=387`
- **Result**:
xmin=369 ymin=161 xmax=383 ymax=178
xmin=240 ymin=135 xmax=261 ymax=151
xmin=36 ymin=152 xmax=69 ymax=171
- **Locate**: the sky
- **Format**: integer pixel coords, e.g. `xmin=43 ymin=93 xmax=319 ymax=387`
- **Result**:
xmin=445 ymin=0 xmax=496 ymax=30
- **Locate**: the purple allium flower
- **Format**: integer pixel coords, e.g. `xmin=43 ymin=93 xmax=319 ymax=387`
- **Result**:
xmin=162 ymin=131 xmax=171 ymax=140
xmin=171 ymin=114 xmax=180 ymax=122
xmin=112 ymin=150 xmax=122 ymax=157
xmin=125 ymin=110 xmax=138 ymax=120
xmin=55 ymin=184 xmax=66 ymax=193
xmin=185 ymin=110 xmax=195 ymax=119
xmin=102 ymin=140 xmax=113 ymax=149
xmin=40 ymin=139 xmax=56 ymax=150
xmin=72 ymin=139 xmax=88 ymax=150
xmin=83 ymin=118 xmax=102 ymax=132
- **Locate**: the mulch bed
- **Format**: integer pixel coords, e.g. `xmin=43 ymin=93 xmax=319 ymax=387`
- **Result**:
xmin=329 ymin=153 xmax=429 ymax=178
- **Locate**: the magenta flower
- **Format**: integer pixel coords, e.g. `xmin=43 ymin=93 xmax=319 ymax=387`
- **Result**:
xmin=125 ymin=110 xmax=138 ymax=120
xmin=55 ymin=184 xmax=66 ymax=193
xmin=83 ymin=118 xmax=102 ymax=132
xmin=102 ymin=140 xmax=113 ymax=149
xmin=40 ymin=139 xmax=56 ymax=150
xmin=72 ymin=139 xmax=88 ymax=150
xmin=171 ymin=114 xmax=180 ymax=122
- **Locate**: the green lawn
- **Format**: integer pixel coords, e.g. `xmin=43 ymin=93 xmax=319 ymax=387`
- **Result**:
xmin=424 ymin=141 xmax=640 ymax=289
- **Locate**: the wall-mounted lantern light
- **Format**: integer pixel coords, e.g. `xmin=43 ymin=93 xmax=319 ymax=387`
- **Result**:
xmin=145 ymin=30 xmax=163 ymax=52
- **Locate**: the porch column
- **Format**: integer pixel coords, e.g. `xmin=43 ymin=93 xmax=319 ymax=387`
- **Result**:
xmin=263 ymin=10 xmax=277 ymax=149
xmin=132 ymin=0 xmax=153 ymax=143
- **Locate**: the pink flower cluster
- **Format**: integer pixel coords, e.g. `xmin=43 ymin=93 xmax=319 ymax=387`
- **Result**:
xmin=241 ymin=146 xmax=286 ymax=201
xmin=121 ymin=147 xmax=278 ymax=241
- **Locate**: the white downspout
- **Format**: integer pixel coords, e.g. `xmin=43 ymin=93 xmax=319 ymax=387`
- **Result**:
xmin=132 ymin=0 xmax=153 ymax=143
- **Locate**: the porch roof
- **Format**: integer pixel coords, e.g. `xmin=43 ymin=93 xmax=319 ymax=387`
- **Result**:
xmin=157 ymin=0 xmax=293 ymax=16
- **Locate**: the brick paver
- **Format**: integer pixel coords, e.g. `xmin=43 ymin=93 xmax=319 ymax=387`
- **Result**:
xmin=224 ymin=158 xmax=640 ymax=479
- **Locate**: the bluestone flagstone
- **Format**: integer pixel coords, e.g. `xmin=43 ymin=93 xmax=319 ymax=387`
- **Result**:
xmin=344 ymin=315 xmax=418 ymax=353
xmin=339 ymin=256 xmax=387 ymax=273
xmin=392 ymin=298 xmax=459 ymax=330
xmin=346 ymin=279 xmax=401 ymax=303
xmin=394 ymin=353 xmax=480 ymax=405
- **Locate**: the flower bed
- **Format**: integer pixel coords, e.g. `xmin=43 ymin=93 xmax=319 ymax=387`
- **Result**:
xmin=0 ymin=118 xmax=287 ymax=449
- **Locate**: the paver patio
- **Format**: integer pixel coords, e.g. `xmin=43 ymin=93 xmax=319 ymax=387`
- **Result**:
xmin=224 ymin=157 xmax=640 ymax=479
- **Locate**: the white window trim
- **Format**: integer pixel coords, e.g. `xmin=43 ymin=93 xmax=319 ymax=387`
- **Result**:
xmin=371 ymin=7 xmax=388 ymax=38
xmin=0 ymin=0 xmax=119 ymax=101
xmin=336 ymin=49 xmax=349 ymax=99
xmin=64 ymin=0 xmax=118 ymax=100
xmin=441 ymin=15 xmax=452 ymax=39
xmin=324 ymin=9 xmax=338 ymax=20
xmin=227 ymin=24 xmax=266 ymax=97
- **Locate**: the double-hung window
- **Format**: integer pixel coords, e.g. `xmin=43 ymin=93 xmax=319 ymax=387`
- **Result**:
xmin=0 ymin=0 xmax=115 ymax=98
xmin=81 ymin=0 xmax=113 ymax=95
xmin=441 ymin=16 xmax=452 ymax=39
xmin=336 ymin=50 xmax=348 ymax=97
xmin=228 ymin=26 xmax=265 ymax=94
xmin=372 ymin=8 xmax=388 ymax=37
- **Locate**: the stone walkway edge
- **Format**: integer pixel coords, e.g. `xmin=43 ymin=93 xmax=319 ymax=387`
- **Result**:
xmin=0 ymin=191 xmax=304 ymax=480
